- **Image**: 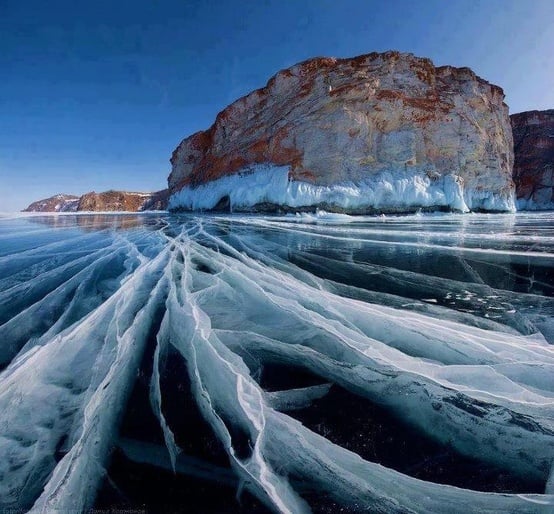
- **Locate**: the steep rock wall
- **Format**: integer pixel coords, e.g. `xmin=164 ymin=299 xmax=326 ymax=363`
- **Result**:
xmin=511 ymin=110 xmax=554 ymax=210
xmin=169 ymin=51 xmax=515 ymax=213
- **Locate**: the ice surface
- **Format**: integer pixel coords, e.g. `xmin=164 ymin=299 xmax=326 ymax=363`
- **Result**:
xmin=0 ymin=212 xmax=552 ymax=513
xmin=266 ymin=383 xmax=332 ymax=411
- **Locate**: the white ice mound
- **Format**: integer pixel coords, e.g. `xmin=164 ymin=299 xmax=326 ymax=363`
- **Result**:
xmin=168 ymin=165 xmax=516 ymax=213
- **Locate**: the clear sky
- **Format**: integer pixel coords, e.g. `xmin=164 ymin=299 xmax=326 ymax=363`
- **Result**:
xmin=1 ymin=0 xmax=553 ymax=211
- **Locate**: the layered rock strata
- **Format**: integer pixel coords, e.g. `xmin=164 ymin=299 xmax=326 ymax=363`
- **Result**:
xmin=23 ymin=190 xmax=169 ymax=212
xmin=511 ymin=110 xmax=554 ymax=210
xmin=169 ymin=51 xmax=515 ymax=213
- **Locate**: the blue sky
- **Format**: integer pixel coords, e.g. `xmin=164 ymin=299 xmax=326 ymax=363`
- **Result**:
xmin=1 ymin=0 xmax=553 ymax=211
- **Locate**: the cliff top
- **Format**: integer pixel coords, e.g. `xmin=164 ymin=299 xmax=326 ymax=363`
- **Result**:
xmin=511 ymin=109 xmax=554 ymax=120
xmin=173 ymin=50 xmax=506 ymax=163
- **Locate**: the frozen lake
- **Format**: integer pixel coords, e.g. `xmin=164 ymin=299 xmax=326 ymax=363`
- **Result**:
xmin=0 ymin=211 xmax=553 ymax=513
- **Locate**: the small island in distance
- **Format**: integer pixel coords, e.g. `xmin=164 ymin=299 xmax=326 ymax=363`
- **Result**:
xmin=23 ymin=189 xmax=169 ymax=212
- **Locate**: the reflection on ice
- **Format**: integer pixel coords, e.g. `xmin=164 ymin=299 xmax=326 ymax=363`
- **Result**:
xmin=0 ymin=211 xmax=553 ymax=513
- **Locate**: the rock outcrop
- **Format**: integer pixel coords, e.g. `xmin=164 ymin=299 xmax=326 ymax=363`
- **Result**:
xmin=22 ymin=194 xmax=80 ymax=212
xmin=76 ymin=190 xmax=166 ymax=212
xmin=169 ymin=51 xmax=515 ymax=213
xmin=141 ymin=188 xmax=171 ymax=211
xmin=23 ymin=190 xmax=169 ymax=212
xmin=511 ymin=110 xmax=554 ymax=210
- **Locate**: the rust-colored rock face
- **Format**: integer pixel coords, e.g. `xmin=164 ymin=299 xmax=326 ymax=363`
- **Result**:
xmin=511 ymin=110 xmax=554 ymax=210
xmin=23 ymin=190 xmax=169 ymax=212
xmin=78 ymin=191 xmax=155 ymax=212
xmin=169 ymin=51 xmax=515 ymax=212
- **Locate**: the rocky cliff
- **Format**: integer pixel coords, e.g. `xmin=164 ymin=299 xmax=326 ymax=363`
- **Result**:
xmin=23 ymin=190 xmax=169 ymax=212
xmin=511 ymin=110 xmax=554 ymax=210
xmin=22 ymin=194 xmax=80 ymax=212
xmin=141 ymin=188 xmax=170 ymax=211
xmin=169 ymin=51 xmax=515 ymax=213
xmin=76 ymin=190 xmax=167 ymax=212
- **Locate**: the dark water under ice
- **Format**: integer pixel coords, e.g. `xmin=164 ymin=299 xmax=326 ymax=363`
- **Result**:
xmin=0 ymin=211 xmax=553 ymax=513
